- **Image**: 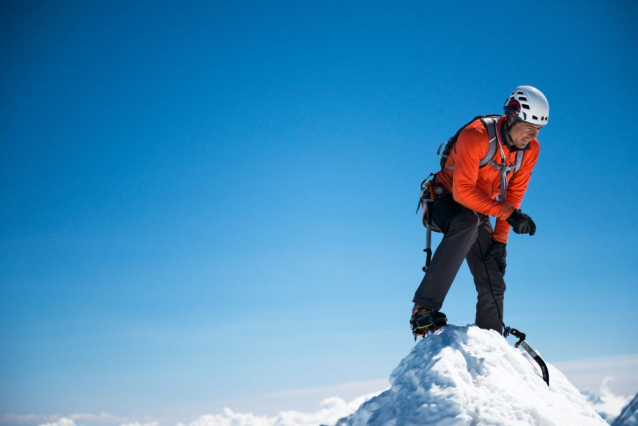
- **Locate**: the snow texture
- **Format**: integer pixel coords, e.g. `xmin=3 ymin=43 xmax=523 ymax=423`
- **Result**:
xmin=343 ymin=325 xmax=608 ymax=426
xmin=612 ymin=393 xmax=638 ymax=426
xmin=582 ymin=377 xmax=634 ymax=423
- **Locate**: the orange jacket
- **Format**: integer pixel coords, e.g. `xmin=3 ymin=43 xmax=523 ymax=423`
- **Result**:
xmin=436 ymin=116 xmax=540 ymax=243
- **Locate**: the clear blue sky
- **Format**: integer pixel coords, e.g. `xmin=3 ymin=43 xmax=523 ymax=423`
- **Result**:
xmin=1 ymin=0 xmax=637 ymax=422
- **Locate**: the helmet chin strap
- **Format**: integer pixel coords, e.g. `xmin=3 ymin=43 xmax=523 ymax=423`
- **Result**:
xmin=502 ymin=119 xmax=526 ymax=152
xmin=503 ymin=119 xmax=514 ymax=146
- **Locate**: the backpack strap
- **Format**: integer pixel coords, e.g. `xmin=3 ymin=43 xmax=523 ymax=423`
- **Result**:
xmin=513 ymin=150 xmax=524 ymax=173
xmin=484 ymin=120 xmax=526 ymax=201
xmin=479 ymin=117 xmax=499 ymax=167
xmin=443 ymin=117 xmax=499 ymax=170
xmin=486 ymin=119 xmax=525 ymax=173
xmin=437 ymin=142 xmax=451 ymax=169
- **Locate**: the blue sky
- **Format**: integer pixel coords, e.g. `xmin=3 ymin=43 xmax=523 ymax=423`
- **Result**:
xmin=1 ymin=0 xmax=637 ymax=423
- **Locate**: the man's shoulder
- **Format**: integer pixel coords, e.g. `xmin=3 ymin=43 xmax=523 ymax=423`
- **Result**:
xmin=458 ymin=118 xmax=490 ymax=143
xmin=465 ymin=118 xmax=491 ymax=134
xmin=456 ymin=119 xmax=493 ymax=158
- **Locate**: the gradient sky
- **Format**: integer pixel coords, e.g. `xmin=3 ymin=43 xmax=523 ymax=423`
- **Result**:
xmin=1 ymin=0 xmax=637 ymax=423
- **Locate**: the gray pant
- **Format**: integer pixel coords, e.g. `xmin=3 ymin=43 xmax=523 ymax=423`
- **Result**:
xmin=413 ymin=196 xmax=506 ymax=334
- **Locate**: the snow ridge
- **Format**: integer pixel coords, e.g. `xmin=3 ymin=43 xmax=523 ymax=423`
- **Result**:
xmin=612 ymin=393 xmax=638 ymax=426
xmin=343 ymin=325 xmax=607 ymax=426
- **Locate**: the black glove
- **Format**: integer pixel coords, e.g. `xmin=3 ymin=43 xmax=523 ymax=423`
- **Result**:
xmin=486 ymin=241 xmax=507 ymax=276
xmin=506 ymin=209 xmax=536 ymax=236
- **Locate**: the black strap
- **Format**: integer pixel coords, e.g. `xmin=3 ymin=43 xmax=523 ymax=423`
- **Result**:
xmin=479 ymin=117 xmax=499 ymax=167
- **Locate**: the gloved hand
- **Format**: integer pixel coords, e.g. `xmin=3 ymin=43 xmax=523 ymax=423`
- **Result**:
xmin=506 ymin=209 xmax=536 ymax=236
xmin=486 ymin=241 xmax=507 ymax=276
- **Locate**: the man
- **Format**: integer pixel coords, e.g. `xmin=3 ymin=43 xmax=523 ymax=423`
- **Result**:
xmin=410 ymin=85 xmax=549 ymax=337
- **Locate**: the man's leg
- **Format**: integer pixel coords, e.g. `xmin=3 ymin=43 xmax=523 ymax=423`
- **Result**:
xmin=413 ymin=210 xmax=480 ymax=311
xmin=465 ymin=217 xmax=506 ymax=334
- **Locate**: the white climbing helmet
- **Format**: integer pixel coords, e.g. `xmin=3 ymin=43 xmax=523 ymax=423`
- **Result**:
xmin=504 ymin=85 xmax=549 ymax=126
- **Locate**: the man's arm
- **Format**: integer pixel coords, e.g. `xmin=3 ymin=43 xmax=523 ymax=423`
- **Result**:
xmin=492 ymin=141 xmax=540 ymax=243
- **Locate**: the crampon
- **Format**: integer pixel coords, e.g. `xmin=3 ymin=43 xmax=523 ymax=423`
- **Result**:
xmin=410 ymin=305 xmax=448 ymax=340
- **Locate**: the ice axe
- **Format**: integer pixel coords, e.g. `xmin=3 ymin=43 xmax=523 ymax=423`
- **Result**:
xmin=505 ymin=326 xmax=550 ymax=386
xmin=478 ymin=239 xmax=550 ymax=387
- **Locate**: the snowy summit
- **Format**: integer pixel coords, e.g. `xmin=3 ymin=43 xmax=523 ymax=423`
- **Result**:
xmin=341 ymin=325 xmax=608 ymax=426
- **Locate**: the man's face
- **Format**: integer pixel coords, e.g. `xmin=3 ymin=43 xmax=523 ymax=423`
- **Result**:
xmin=508 ymin=122 xmax=543 ymax=149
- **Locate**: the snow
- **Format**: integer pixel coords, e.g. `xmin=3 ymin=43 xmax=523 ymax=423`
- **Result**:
xmin=582 ymin=377 xmax=634 ymax=423
xmin=342 ymin=325 xmax=608 ymax=426
xmin=612 ymin=393 xmax=638 ymax=426
xmin=31 ymin=325 xmax=637 ymax=426
xmin=173 ymin=393 xmax=381 ymax=426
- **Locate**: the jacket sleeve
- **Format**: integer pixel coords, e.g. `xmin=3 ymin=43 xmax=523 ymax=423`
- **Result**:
xmin=452 ymin=127 xmax=516 ymax=220
xmin=492 ymin=142 xmax=540 ymax=243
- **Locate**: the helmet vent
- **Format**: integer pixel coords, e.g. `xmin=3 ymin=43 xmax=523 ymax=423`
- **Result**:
xmin=504 ymin=86 xmax=549 ymax=126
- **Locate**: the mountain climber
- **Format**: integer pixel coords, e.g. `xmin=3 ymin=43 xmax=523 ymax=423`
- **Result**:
xmin=411 ymin=86 xmax=549 ymax=337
